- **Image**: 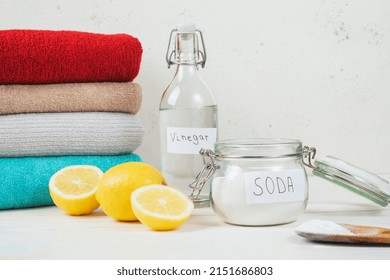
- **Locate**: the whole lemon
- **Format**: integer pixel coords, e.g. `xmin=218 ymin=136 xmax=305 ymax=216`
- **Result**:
xmin=96 ymin=162 xmax=166 ymax=221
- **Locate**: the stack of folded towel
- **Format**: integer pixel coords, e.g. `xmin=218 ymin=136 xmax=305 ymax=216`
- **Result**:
xmin=0 ymin=29 xmax=144 ymax=210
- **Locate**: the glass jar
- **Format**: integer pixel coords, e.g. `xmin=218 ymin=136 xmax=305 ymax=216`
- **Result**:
xmin=208 ymin=138 xmax=308 ymax=226
xmin=192 ymin=138 xmax=389 ymax=226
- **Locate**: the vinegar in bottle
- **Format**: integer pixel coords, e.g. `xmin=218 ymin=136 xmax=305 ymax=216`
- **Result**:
xmin=159 ymin=23 xmax=218 ymax=207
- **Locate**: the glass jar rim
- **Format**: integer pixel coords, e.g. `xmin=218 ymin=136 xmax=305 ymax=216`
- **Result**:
xmin=214 ymin=138 xmax=303 ymax=159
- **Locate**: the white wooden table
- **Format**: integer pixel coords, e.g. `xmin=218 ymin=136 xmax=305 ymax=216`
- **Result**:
xmin=1 ymin=176 xmax=389 ymax=260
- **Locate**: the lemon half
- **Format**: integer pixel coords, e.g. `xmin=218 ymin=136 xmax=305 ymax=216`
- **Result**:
xmin=131 ymin=184 xmax=194 ymax=231
xmin=49 ymin=165 xmax=103 ymax=215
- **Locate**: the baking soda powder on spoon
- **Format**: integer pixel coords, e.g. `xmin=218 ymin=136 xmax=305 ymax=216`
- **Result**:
xmin=295 ymin=219 xmax=353 ymax=235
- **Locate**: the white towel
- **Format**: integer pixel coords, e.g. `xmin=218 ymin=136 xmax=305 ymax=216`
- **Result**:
xmin=0 ymin=112 xmax=144 ymax=157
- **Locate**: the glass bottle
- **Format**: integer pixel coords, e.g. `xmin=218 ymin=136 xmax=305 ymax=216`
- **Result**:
xmin=159 ymin=23 xmax=218 ymax=207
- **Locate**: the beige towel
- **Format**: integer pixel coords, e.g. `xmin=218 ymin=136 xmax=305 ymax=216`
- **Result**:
xmin=0 ymin=82 xmax=142 ymax=115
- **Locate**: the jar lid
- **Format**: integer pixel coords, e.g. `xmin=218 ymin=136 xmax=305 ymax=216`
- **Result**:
xmin=304 ymin=147 xmax=390 ymax=207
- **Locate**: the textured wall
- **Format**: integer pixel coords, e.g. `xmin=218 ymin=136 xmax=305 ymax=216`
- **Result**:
xmin=1 ymin=0 xmax=389 ymax=174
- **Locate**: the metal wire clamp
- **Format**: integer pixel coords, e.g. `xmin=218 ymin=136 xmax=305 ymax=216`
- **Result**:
xmin=189 ymin=149 xmax=219 ymax=198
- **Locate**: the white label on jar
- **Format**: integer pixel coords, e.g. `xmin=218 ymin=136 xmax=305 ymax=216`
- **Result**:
xmin=167 ymin=127 xmax=217 ymax=154
xmin=244 ymin=169 xmax=306 ymax=204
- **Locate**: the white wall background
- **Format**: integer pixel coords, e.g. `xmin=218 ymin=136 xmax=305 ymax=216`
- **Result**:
xmin=1 ymin=0 xmax=389 ymax=175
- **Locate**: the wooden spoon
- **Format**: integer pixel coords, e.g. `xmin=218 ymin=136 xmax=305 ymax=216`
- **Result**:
xmin=295 ymin=221 xmax=390 ymax=245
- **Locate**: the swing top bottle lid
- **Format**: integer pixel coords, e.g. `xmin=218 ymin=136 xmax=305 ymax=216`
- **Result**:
xmin=166 ymin=23 xmax=207 ymax=68
xmin=177 ymin=23 xmax=196 ymax=32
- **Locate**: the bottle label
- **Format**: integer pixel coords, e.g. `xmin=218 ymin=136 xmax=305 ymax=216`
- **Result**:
xmin=244 ymin=169 xmax=306 ymax=204
xmin=166 ymin=127 xmax=217 ymax=154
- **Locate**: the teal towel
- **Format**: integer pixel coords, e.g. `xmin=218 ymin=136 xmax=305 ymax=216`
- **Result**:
xmin=0 ymin=153 xmax=142 ymax=210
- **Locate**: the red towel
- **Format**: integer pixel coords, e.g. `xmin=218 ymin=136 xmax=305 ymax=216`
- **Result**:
xmin=0 ymin=29 xmax=143 ymax=84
